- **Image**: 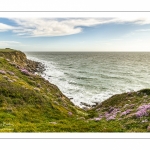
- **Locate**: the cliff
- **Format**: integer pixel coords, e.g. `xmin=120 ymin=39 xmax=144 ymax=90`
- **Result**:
xmin=0 ymin=48 xmax=150 ymax=132
xmin=0 ymin=48 xmax=43 ymax=73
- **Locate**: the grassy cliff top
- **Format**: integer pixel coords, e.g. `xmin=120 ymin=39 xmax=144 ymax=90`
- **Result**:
xmin=0 ymin=48 xmax=18 ymax=52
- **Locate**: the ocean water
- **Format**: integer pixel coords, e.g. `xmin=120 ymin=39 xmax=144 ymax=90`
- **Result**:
xmin=25 ymin=52 xmax=150 ymax=107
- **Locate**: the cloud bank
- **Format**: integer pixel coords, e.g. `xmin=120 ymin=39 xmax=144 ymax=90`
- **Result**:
xmin=0 ymin=17 xmax=150 ymax=37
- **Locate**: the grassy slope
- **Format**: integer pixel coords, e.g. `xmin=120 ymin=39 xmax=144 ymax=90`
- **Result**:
xmin=0 ymin=48 xmax=150 ymax=132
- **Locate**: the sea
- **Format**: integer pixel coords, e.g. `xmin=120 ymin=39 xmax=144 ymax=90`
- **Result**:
xmin=25 ymin=52 xmax=150 ymax=107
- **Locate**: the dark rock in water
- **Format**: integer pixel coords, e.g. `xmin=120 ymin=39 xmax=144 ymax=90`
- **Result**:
xmin=80 ymin=102 xmax=92 ymax=107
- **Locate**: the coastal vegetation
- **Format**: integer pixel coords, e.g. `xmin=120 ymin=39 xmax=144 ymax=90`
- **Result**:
xmin=0 ymin=48 xmax=150 ymax=132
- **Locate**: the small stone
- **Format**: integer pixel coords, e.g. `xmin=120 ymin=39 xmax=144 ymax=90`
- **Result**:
xmin=147 ymin=125 xmax=150 ymax=132
xmin=34 ymin=88 xmax=40 ymax=92
xmin=94 ymin=118 xmax=101 ymax=121
xmin=3 ymin=76 xmax=9 ymax=79
xmin=7 ymin=71 xmax=15 ymax=76
xmin=0 ymin=70 xmax=6 ymax=75
xmin=37 ymin=83 xmax=41 ymax=88
xmin=14 ymin=76 xmax=19 ymax=79
xmin=49 ymin=122 xmax=57 ymax=125
xmin=53 ymin=101 xmax=59 ymax=105
xmin=8 ymin=79 xmax=13 ymax=82
xmin=12 ymin=79 xmax=17 ymax=82
xmin=6 ymin=59 xmax=10 ymax=62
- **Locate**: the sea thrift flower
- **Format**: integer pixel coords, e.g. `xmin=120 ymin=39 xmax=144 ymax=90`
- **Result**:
xmin=106 ymin=115 xmax=116 ymax=121
xmin=20 ymin=69 xmax=30 ymax=75
xmin=68 ymin=112 xmax=72 ymax=116
xmin=136 ymin=109 xmax=148 ymax=118
xmin=121 ymin=109 xmax=131 ymax=116
xmin=135 ymin=104 xmax=150 ymax=118
xmin=137 ymin=104 xmax=150 ymax=111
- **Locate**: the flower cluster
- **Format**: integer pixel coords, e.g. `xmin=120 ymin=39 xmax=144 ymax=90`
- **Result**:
xmin=135 ymin=104 xmax=150 ymax=118
xmin=106 ymin=115 xmax=116 ymax=121
xmin=105 ymin=108 xmax=120 ymax=121
xmin=68 ymin=112 xmax=72 ymax=116
xmin=121 ymin=109 xmax=132 ymax=116
xmin=20 ymin=69 xmax=30 ymax=76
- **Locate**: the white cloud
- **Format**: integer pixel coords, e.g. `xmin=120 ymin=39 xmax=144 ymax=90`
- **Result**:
xmin=10 ymin=18 xmax=117 ymax=37
xmin=0 ymin=23 xmax=14 ymax=32
xmin=0 ymin=41 xmax=21 ymax=47
xmin=0 ymin=41 xmax=21 ymax=44
xmin=136 ymin=29 xmax=150 ymax=32
xmin=1 ymin=17 xmax=150 ymax=37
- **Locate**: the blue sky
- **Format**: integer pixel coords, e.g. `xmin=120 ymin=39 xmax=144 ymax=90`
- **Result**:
xmin=0 ymin=17 xmax=150 ymax=51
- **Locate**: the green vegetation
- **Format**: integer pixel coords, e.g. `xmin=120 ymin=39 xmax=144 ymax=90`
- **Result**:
xmin=0 ymin=48 xmax=150 ymax=132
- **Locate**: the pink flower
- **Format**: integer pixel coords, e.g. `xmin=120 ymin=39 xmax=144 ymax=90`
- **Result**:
xmin=135 ymin=104 xmax=150 ymax=118
xmin=68 ymin=112 xmax=72 ymax=116
xmin=121 ymin=109 xmax=131 ymax=116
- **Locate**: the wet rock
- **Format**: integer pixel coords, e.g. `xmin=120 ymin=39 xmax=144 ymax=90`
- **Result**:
xmin=80 ymin=102 xmax=92 ymax=107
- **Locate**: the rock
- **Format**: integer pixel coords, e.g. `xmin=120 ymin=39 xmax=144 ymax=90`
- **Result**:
xmin=78 ymin=117 xmax=85 ymax=120
xmin=14 ymin=76 xmax=19 ymax=79
xmin=108 ymin=107 xmax=114 ymax=113
xmin=37 ymin=83 xmax=41 ymax=88
xmin=53 ymin=101 xmax=59 ymax=105
xmin=12 ymin=79 xmax=17 ymax=82
xmin=3 ymin=75 xmax=9 ymax=80
xmin=8 ymin=79 xmax=14 ymax=82
xmin=124 ymin=104 xmax=129 ymax=108
xmin=49 ymin=122 xmax=57 ymax=125
xmin=34 ymin=88 xmax=40 ymax=92
xmin=0 ymin=70 xmax=6 ymax=75
xmin=147 ymin=125 xmax=150 ymax=132
xmin=7 ymin=71 xmax=15 ymax=76
xmin=80 ymin=102 xmax=92 ymax=107
xmin=94 ymin=118 xmax=101 ymax=121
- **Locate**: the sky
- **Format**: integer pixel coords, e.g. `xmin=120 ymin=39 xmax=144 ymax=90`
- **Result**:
xmin=0 ymin=17 xmax=150 ymax=52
